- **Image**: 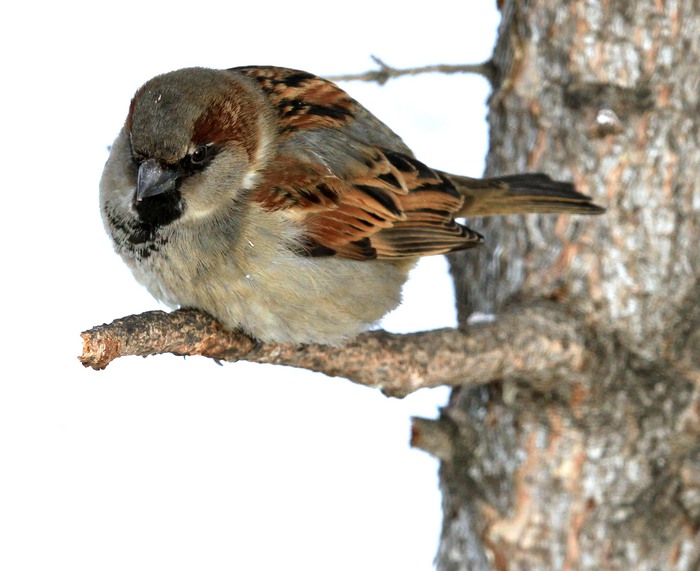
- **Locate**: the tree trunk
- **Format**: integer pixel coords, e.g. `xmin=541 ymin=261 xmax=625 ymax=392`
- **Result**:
xmin=435 ymin=1 xmax=700 ymax=569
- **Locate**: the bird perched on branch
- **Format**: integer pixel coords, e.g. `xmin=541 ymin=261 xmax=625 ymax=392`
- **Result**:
xmin=100 ymin=66 xmax=604 ymax=344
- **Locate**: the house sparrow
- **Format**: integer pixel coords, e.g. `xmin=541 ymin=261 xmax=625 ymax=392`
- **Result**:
xmin=100 ymin=66 xmax=603 ymax=344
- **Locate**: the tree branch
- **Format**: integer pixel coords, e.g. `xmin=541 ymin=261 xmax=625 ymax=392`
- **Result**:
xmin=328 ymin=55 xmax=495 ymax=85
xmin=79 ymin=305 xmax=590 ymax=397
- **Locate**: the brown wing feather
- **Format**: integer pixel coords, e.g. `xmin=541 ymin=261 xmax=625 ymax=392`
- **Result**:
xmin=255 ymin=147 xmax=482 ymax=260
xmin=236 ymin=65 xmax=482 ymax=259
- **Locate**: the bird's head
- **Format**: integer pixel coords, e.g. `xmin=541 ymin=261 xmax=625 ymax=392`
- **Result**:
xmin=122 ymin=67 xmax=275 ymax=225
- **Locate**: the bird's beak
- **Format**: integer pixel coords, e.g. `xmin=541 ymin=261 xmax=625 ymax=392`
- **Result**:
xmin=136 ymin=159 xmax=179 ymax=201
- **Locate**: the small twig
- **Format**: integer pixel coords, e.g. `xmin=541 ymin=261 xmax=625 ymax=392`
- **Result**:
xmin=410 ymin=417 xmax=456 ymax=461
xmin=80 ymin=305 xmax=589 ymax=397
xmin=328 ymin=55 xmax=495 ymax=85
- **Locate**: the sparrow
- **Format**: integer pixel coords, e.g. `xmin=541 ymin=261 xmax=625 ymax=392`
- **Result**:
xmin=100 ymin=66 xmax=604 ymax=344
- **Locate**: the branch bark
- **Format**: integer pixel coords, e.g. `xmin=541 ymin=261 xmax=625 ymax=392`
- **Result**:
xmin=80 ymin=304 xmax=590 ymax=398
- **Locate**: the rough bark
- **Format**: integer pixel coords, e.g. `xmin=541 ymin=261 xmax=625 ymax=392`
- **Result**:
xmin=437 ymin=1 xmax=700 ymax=569
xmin=80 ymin=304 xmax=590 ymax=398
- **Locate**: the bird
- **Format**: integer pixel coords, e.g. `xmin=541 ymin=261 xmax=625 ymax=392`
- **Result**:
xmin=100 ymin=66 xmax=604 ymax=345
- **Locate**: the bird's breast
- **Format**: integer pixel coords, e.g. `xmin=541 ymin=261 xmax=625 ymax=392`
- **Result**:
xmin=130 ymin=208 xmax=413 ymax=344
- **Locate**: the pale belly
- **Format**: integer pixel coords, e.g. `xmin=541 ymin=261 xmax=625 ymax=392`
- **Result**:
xmin=132 ymin=239 xmax=414 ymax=344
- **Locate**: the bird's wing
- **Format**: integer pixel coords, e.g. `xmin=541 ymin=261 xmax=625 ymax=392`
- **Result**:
xmin=233 ymin=66 xmax=482 ymax=260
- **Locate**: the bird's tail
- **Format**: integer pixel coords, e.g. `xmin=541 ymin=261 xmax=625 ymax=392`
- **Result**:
xmin=446 ymin=172 xmax=606 ymax=217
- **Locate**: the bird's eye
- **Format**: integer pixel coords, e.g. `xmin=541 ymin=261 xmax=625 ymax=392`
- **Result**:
xmin=180 ymin=144 xmax=215 ymax=171
xmin=190 ymin=145 xmax=210 ymax=165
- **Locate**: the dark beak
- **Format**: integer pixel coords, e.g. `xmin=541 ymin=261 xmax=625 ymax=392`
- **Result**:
xmin=136 ymin=159 xmax=179 ymax=201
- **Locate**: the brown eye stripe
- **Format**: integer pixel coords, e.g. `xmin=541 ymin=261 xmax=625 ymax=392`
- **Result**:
xmin=192 ymin=88 xmax=260 ymax=161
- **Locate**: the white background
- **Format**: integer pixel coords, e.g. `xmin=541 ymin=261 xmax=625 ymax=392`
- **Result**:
xmin=1 ymin=2 xmax=498 ymax=569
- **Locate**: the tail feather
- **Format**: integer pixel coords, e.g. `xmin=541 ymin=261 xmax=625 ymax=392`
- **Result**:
xmin=447 ymin=172 xmax=606 ymax=217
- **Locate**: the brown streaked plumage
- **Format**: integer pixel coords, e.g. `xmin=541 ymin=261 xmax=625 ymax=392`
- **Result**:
xmin=235 ymin=67 xmax=358 ymax=133
xmin=100 ymin=66 xmax=604 ymax=344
